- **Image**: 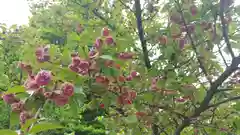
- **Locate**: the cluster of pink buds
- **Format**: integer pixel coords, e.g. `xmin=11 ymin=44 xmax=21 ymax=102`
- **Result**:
xmin=175 ymin=97 xmax=186 ymax=103
xmin=190 ymin=5 xmax=198 ymax=16
xmin=68 ymin=53 xmax=90 ymax=75
xmin=2 ymin=93 xmax=19 ymax=104
xmin=135 ymin=112 xmax=147 ymax=118
xmin=24 ymin=70 xmax=52 ymax=91
xmin=151 ymin=77 xmax=160 ymax=91
xmin=117 ymin=52 xmax=135 ymax=60
xmin=18 ymin=62 xmax=33 ymax=75
xmin=117 ymin=91 xmax=137 ymax=105
xmin=35 ymin=45 xmax=50 ymax=62
xmin=175 ymin=38 xmax=187 ymax=50
xmin=43 ymin=82 xmax=75 ymax=106
xmin=94 ymin=27 xmax=115 ymax=50
xmin=20 ymin=111 xmax=32 ymax=124
xmin=125 ymin=71 xmax=140 ymax=81
xmin=2 ymin=94 xmax=33 ymax=125
xmin=180 ymin=23 xmax=195 ymax=33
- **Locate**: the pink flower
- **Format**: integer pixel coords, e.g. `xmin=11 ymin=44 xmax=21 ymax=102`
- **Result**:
xmin=94 ymin=37 xmax=103 ymax=50
xmin=79 ymin=69 xmax=88 ymax=75
xmin=151 ymin=84 xmax=158 ymax=90
xmin=220 ymin=128 xmax=228 ymax=131
xmin=11 ymin=101 xmax=24 ymax=112
xmin=35 ymin=47 xmax=44 ymax=57
xmin=178 ymin=38 xmax=186 ymax=50
xmin=101 ymin=27 xmax=110 ymax=36
xmin=126 ymin=76 xmax=133 ymax=81
xmin=117 ymin=91 xmax=137 ymax=105
xmin=44 ymin=92 xmax=55 ymax=99
xmin=37 ymin=55 xmax=50 ymax=62
xmin=136 ymin=112 xmax=146 ymax=118
xmin=24 ymin=76 xmax=39 ymax=90
xmin=61 ymin=82 xmax=74 ymax=97
xmin=18 ymin=62 xmax=32 ymax=75
xmin=35 ymin=46 xmax=50 ymax=62
xmin=68 ymin=64 xmax=80 ymax=73
xmin=190 ymin=5 xmax=197 ymax=16
xmin=130 ymin=71 xmax=139 ymax=78
xmin=187 ymin=24 xmax=195 ymax=33
xmin=20 ymin=111 xmax=31 ymax=124
xmin=35 ymin=70 xmax=51 ymax=86
xmin=54 ymin=95 xmax=69 ymax=106
xmin=34 ymin=88 xmax=45 ymax=95
xmin=2 ymin=94 xmax=19 ymax=104
xmin=100 ymin=103 xmax=105 ymax=108
xmin=175 ymin=98 xmax=186 ymax=103
xmin=105 ymin=36 xmax=114 ymax=45
xmin=79 ymin=60 xmax=90 ymax=70
xmin=89 ymin=50 xmax=98 ymax=59
xmin=118 ymin=52 xmax=134 ymax=60
xmin=72 ymin=56 xmax=81 ymax=66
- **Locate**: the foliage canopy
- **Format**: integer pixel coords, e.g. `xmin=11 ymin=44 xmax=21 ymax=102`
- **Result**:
xmin=1 ymin=0 xmax=240 ymax=135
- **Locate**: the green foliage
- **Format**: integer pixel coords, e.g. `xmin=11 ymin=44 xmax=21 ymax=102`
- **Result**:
xmin=1 ymin=0 xmax=240 ymax=135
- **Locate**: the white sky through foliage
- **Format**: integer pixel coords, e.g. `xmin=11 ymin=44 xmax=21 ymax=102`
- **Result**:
xmin=0 ymin=0 xmax=239 ymax=25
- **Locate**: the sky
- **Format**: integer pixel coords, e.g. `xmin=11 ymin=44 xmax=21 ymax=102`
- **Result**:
xmin=0 ymin=0 xmax=30 ymax=25
xmin=0 ymin=0 xmax=239 ymax=25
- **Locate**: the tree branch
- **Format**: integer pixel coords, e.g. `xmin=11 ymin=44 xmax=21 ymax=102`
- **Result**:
xmin=174 ymin=56 xmax=240 ymax=135
xmin=217 ymin=43 xmax=228 ymax=67
xmin=134 ymin=0 xmax=151 ymax=69
xmin=145 ymin=103 xmax=187 ymax=119
xmin=220 ymin=0 xmax=235 ymax=58
xmin=92 ymin=9 xmax=116 ymax=30
xmin=208 ymin=96 xmax=240 ymax=108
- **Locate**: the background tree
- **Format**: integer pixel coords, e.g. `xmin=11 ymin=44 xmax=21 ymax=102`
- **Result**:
xmin=1 ymin=0 xmax=240 ymax=135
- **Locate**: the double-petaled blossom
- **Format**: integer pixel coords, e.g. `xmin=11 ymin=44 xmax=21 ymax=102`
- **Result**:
xmin=35 ymin=46 xmax=50 ymax=62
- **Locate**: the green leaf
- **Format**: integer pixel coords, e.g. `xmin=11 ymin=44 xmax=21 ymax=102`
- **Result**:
xmin=234 ymin=103 xmax=240 ymax=111
xmin=0 ymin=129 xmax=18 ymax=135
xmin=29 ymin=122 xmax=64 ymax=134
xmin=141 ymin=92 xmax=154 ymax=103
xmin=77 ymin=46 xmax=89 ymax=59
xmin=74 ymin=86 xmax=84 ymax=94
xmin=124 ymin=115 xmax=138 ymax=124
xmin=5 ymin=86 xmax=25 ymax=94
xmin=231 ymin=41 xmax=240 ymax=49
xmin=10 ymin=112 xmax=20 ymax=128
xmin=69 ymin=32 xmax=80 ymax=41
xmin=132 ymin=126 xmax=141 ymax=134
xmin=0 ymin=74 xmax=9 ymax=87
xmin=193 ymin=87 xmax=206 ymax=103
xmin=49 ymin=45 xmax=59 ymax=60
xmin=99 ymin=55 xmax=114 ymax=61
xmin=68 ymin=98 xmax=79 ymax=117
xmin=234 ymin=119 xmax=240 ymax=129
xmin=15 ymin=92 xmax=30 ymax=100
xmin=102 ymin=67 xmax=119 ymax=77
xmin=61 ymin=47 xmax=71 ymax=65
xmin=21 ymin=118 xmax=37 ymax=132
xmin=102 ymin=94 xmax=111 ymax=108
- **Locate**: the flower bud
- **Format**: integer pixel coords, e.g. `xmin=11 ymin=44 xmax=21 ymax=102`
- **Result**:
xmin=35 ymin=70 xmax=51 ymax=86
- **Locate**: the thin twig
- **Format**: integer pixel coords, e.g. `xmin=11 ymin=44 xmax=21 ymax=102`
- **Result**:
xmin=119 ymin=0 xmax=134 ymax=12
xmin=219 ymin=0 xmax=235 ymax=58
xmin=175 ymin=1 xmax=210 ymax=84
xmin=208 ymin=96 xmax=240 ymax=108
xmin=213 ymin=11 xmax=228 ymax=67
